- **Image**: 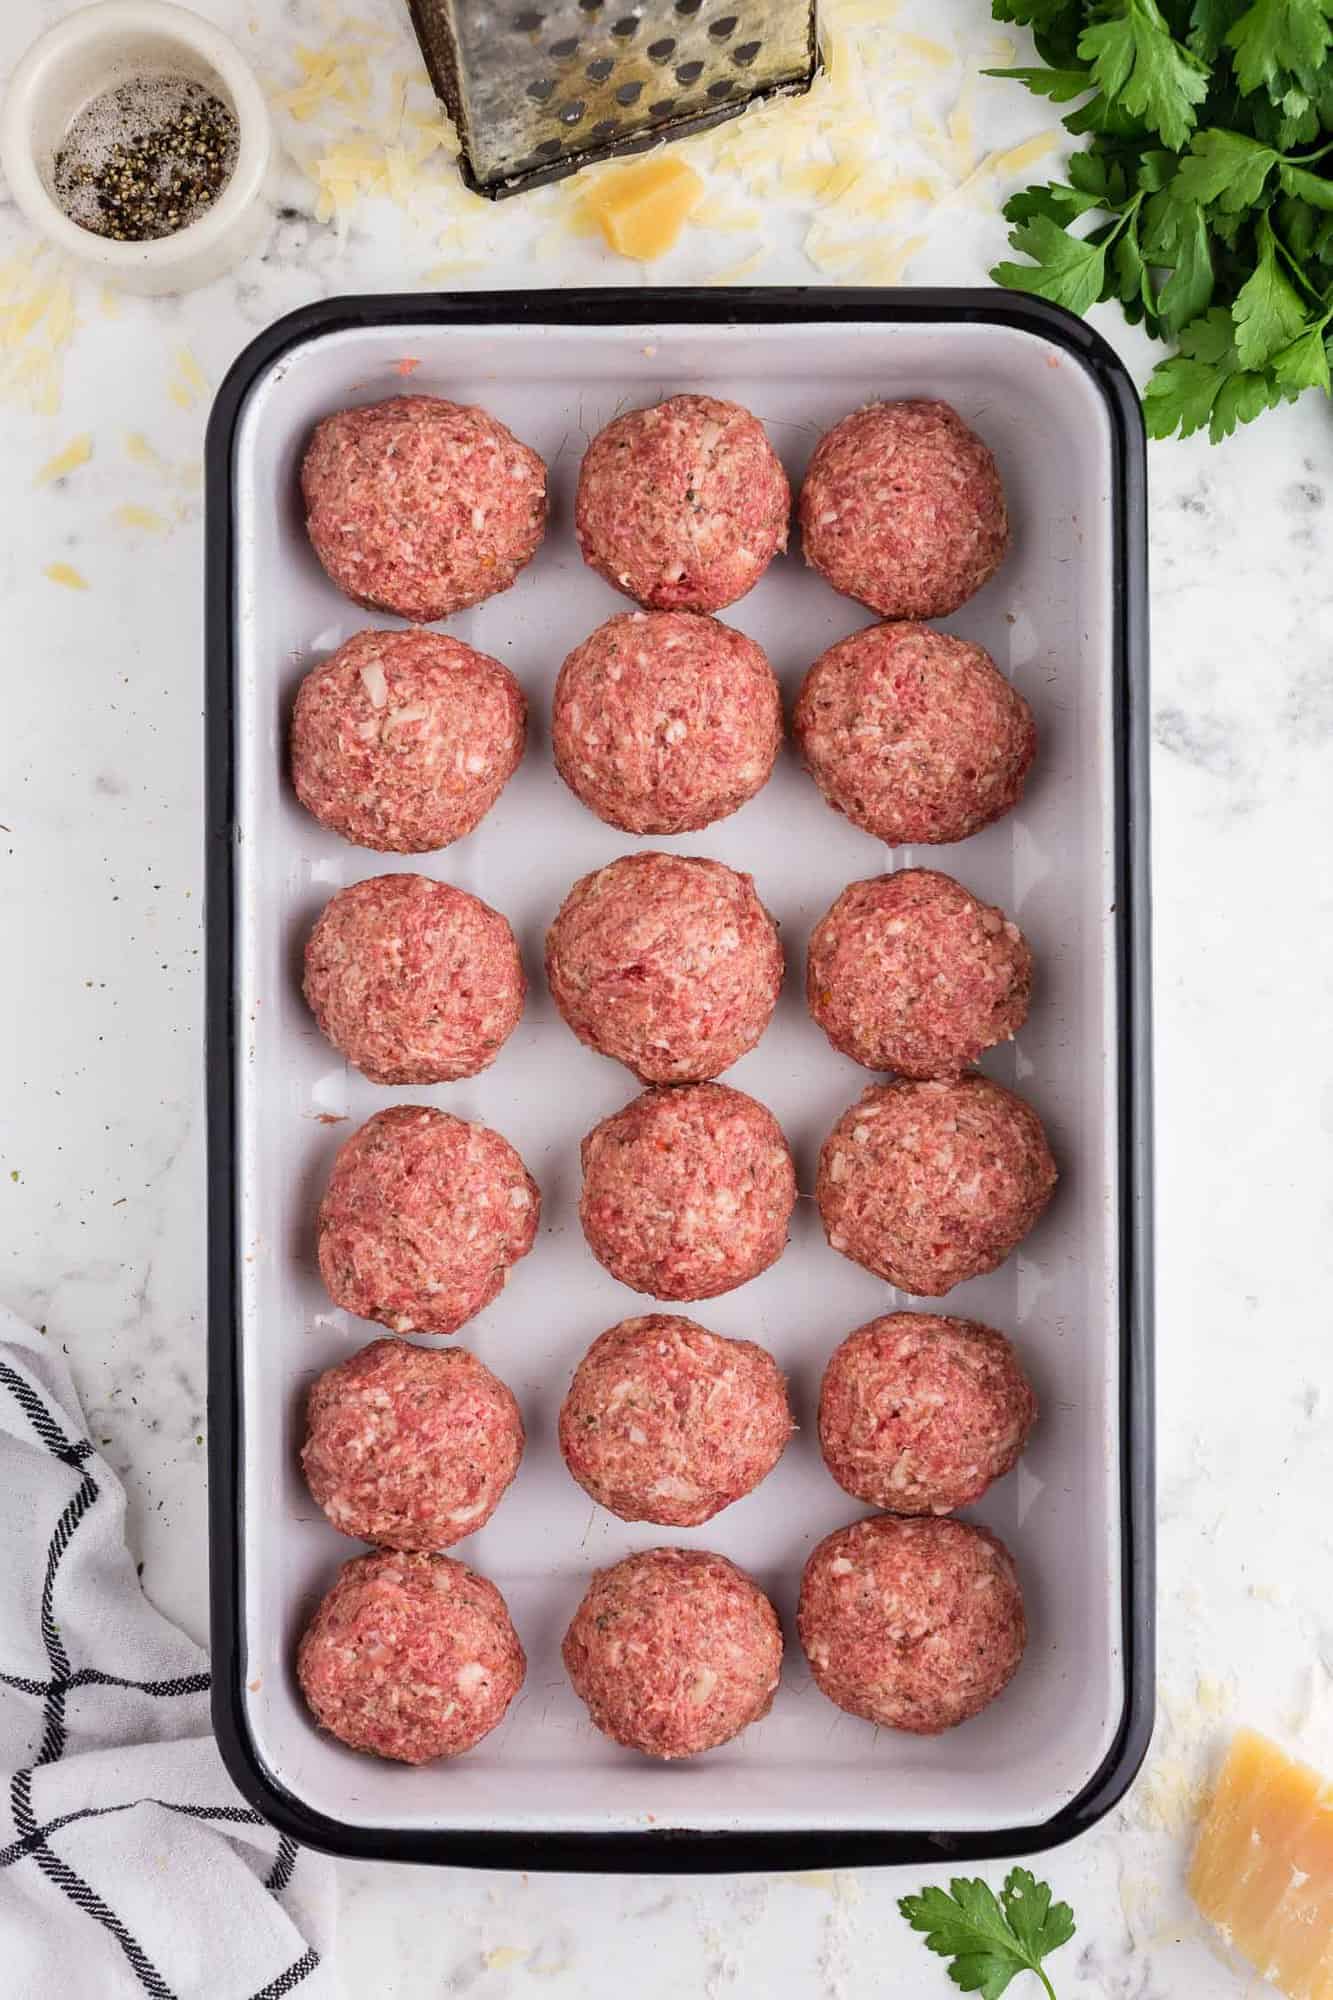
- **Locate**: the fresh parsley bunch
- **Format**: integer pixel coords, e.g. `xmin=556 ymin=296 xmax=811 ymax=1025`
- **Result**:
xmin=985 ymin=0 xmax=1333 ymax=439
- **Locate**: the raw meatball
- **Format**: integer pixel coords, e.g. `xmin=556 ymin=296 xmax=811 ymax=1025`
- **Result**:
xmin=302 ymin=1338 xmax=525 ymax=1549
xmin=816 ymin=1077 xmax=1056 ymax=1296
xmin=563 ymin=1547 xmax=782 ymax=1758
xmin=794 ymin=623 xmax=1036 ymax=848
xmin=807 ymin=870 xmax=1032 ymax=1078
xmin=546 ymin=852 xmax=783 ymax=1083
xmin=817 ymin=1313 xmax=1036 ymax=1514
xmin=798 ymin=1514 xmax=1026 ymax=1733
xmin=304 ymin=874 xmax=524 ymax=1086
xmin=559 ymin=1315 xmax=792 ymax=1525
xmin=799 ymin=399 xmax=1009 ymax=620
xmin=575 ymin=393 xmax=790 ymax=611
xmin=317 ymin=1105 xmax=539 ymax=1336
xmin=297 ymin=1549 xmax=525 ymax=1763
xmin=580 ymin=1083 xmax=796 ymax=1300
xmin=301 ymin=395 xmax=546 ymax=622
xmin=552 ymin=611 xmax=781 ymax=834
xmin=291 ymin=627 xmax=526 ymax=853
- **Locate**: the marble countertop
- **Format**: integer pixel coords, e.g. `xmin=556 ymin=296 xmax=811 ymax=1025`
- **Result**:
xmin=3 ymin=0 xmax=1332 ymax=1993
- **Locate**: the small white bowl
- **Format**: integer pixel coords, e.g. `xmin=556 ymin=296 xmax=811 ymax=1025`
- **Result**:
xmin=0 ymin=0 xmax=273 ymax=295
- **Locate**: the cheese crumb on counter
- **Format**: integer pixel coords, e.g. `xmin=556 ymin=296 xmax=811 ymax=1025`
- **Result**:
xmin=580 ymin=158 xmax=705 ymax=262
xmin=0 ymin=247 xmax=78 ymax=416
xmin=167 ymin=347 xmax=208 ymax=411
xmin=112 ymin=504 xmax=169 ymax=534
xmin=35 ymin=435 xmax=93 ymax=486
xmin=1190 ymin=1727 xmax=1333 ymax=1997
xmin=43 ymin=562 xmax=89 ymax=590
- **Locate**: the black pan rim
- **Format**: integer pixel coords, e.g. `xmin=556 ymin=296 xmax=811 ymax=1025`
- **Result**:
xmin=205 ymin=285 xmax=1153 ymax=1871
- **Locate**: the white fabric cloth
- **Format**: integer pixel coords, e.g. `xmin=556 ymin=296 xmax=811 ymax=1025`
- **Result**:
xmin=0 ymin=1308 xmax=335 ymax=1999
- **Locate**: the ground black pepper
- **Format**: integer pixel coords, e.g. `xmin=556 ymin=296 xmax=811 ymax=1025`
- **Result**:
xmin=53 ymin=76 xmax=239 ymax=243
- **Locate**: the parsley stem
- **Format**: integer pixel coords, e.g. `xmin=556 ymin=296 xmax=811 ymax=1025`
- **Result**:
xmin=1105 ymin=192 xmax=1144 ymax=244
xmin=1271 ymin=227 xmax=1330 ymax=306
xmin=1285 ymin=139 xmax=1333 ymax=166
xmin=1034 ymin=1970 xmax=1059 ymax=2000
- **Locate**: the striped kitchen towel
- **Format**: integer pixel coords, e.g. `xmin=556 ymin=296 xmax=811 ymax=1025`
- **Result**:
xmin=0 ymin=1308 xmax=334 ymax=1999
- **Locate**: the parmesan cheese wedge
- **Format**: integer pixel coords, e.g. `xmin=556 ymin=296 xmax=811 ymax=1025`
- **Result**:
xmin=1189 ymin=1728 xmax=1333 ymax=1997
xmin=583 ymin=157 xmax=705 ymax=262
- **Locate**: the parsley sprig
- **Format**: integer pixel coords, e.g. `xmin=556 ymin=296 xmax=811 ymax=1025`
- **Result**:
xmin=899 ymin=1869 xmax=1076 ymax=1997
xmin=986 ymin=0 xmax=1333 ymax=438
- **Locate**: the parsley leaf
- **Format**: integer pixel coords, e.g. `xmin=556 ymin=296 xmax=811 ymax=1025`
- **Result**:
xmin=1157 ymin=198 xmax=1218 ymax=324
xmin=899 ymin=1870 xmax=1076 ymax=1998
xmin=992 ymin=212 xmax=1111 ymax=310
xmin=1278 ymin=158 xmax=1333 ymax=203
xmin=984 ymin=64 xmax=1098 ymax=98
xmin=993 ymin=0 xmax=1086 ymax=31
xmin=1190 ymin=0 xmax=1249 ymax=59
xmin=1232 ymin=209 xmax=1312 ymax=360
xmin=1271 ymin=315 xmax=1333 ymax=384
xmin=1003 ymin=179 xmax=1108 ymax=221
xmin=1079 ymin=0 xmax=1210 ymax=147
xmin=1143 ymin=349 xmax=1234 ymax=432
xmin=1172 ymin=127 xmax=1280 ymax=206
xmin=1211 ymin=365 xmax=1283 ymax=431
xmin=1143 ymin=304 xmax=1284 ymax=436
xmin=1001 ymin=1869 xmax=1077 ymax=1966
xmin=1227 ymin=0 xmax=1333 ymax=101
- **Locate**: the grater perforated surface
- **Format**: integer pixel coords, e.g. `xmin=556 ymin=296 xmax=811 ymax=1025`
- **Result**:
xmin=408 ymin=0 xmax=817 ymax=194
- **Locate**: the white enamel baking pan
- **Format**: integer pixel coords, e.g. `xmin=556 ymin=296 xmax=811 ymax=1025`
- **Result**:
xmin=206 ymin=290 xmax=1152 ymax=1869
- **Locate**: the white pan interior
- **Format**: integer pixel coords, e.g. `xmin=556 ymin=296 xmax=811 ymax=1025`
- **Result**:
xmin=228 ymin=312 xmax=1124 ymax=1839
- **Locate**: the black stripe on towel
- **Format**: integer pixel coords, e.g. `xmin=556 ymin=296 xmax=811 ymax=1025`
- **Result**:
xmin=10 ymin=1768 xmax=176 ymax=1999
xmin=0 ymin=1797 xmax=267 ymax=1869
xmin=0 ymin=1357 xmax=90 ymax=1468
xmin=2 ymin=1361 xmax=178 ymax=1995
xmin=0 ymin=1666 xmax=212 ymax=1701
xmin=249 ymin=1945 xmax=321 ymax=1999
xmin=264 ymin=1834 xmax=298 ymax=1896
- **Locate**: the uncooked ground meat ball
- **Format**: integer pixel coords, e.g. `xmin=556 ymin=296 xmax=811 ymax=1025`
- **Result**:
xmin=815 ymin=1077 xmax=1056 ymax=1297
xmin=317 ymin=1105 xmax=539 ymax=1336
xmin=807 ymin=870 xmax=1032 ymax=1078
xmin=575 ymin=393 xmax=790 ymax=611
xmin=798 ymin=1514 xmax=1026 ymax=1734
xmin=580 ymin=1083 xmax=796 ymax=1301
xmin=552 ymin=611 xmax=782 ymax=834
xmin=546 ymin=852 xmax=783 ymax=1083
xmin=304 ymin=874 xmax=524 ymax=1086
xmin=799 ymin=399 xmax=1009 ymax=620
xmin=794 ymin=623 xmax=1036 ymax=848
xmin=563 ymin=1547 xmax=782 ymax=1757
xmin=817 ymin=1313 xmax=1036 ymax=1514
xmin=302 ymin=1338 xmax=525 ymax=1549
xmin=558 ymin=1315 xmax=792 ymax=1525
xmin=301 ymin=395 xmax=546 ymax=622
xmin=290 ymin=627 xmax=526 ymax=853
xmin=297 ymin=1549 xmax=525 ymax=1763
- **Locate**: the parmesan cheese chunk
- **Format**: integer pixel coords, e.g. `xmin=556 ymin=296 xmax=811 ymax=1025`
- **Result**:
xmin=1189 ymin=1728 xmax=1333 ymax=1998
xmin=584 ymin=157 xmax=705 ymax=262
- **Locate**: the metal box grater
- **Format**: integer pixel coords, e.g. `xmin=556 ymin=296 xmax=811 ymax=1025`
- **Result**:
xmin=406 ymin=0 xmax=818 ymax=197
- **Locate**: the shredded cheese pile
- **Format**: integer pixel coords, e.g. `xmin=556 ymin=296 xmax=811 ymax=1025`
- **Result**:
xmin=266 ymin=0 xmax=1062 ymax=286
xmin=662 ymin=0 xmax=1062 ymax=283
xmin=269 ymin=10 xmax=478 ymax=258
